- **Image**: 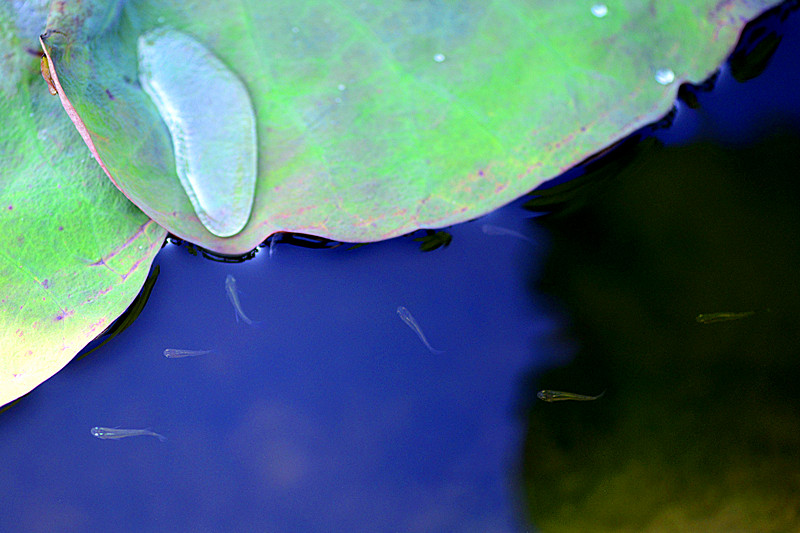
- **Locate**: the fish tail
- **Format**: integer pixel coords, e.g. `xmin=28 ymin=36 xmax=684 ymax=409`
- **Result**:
xmin=241 ymin=314 xmax=261 ymax=326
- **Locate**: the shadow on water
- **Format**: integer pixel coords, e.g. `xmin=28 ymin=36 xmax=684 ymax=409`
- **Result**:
xmin=75 ymin=265 xmax=161 ymax=361
xmin=517 ymin=4 xmax=800 ymax=529
xmin=519 ymin=127 xmax=800 ymax=530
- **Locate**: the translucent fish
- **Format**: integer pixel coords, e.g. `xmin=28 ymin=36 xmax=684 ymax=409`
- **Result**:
xmin=225 ymin=275 xmax=256 ymax=325
xmin=163 ymin=348 xmax=212 ymax=358
xmin=137 ymin=28 xmax=257 ymax=237
xmin=481 ymin=223 xmax=534 ymax=244
xmin=695 ymin=311 xmax=756 ymax=324
xmin=537 ymin=390 xmax=605 ymax=402
xmin=268 ymin=234 xmax=278 ymax=258
xmin=90 ymin=427 xmax=166 ymax=442
xmin=397 ymin=306 xmax=443 ymax=354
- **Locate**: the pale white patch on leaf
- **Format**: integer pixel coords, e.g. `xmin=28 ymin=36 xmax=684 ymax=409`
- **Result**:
xmin=655 ymin=68 xmax=676 ymax=85
xmin=137 ymin=28 xmax=257 ymax=238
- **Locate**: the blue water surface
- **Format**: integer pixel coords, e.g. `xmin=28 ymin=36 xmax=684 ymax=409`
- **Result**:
xmin=1 ymin=204 xmax=554 ymax=532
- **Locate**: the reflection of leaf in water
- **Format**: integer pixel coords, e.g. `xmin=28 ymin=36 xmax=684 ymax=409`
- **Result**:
xmin=677 ymin=72 xmax=719 ymax=109
xmin=729 ymin=28 xmax=782 ymax=82
xmin=0 ymin=392 xmax=31 ymax=416
xmin=277 ymin=233 xmax=341 ymax=250
xmin=524 ymin=137 xmax=662 ymax=216
xmin=76 ymin=265 xmax=160 ymax=361
xmin=168 ymin=238 xmax=258 ymax=262
xmin=413 ymin=230 xmax=452 ymax=252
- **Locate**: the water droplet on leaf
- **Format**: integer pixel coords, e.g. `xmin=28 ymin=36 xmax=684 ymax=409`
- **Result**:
xmin=137 ymin=28 xmax=257 ymax=237
xmin=591 ymin=4 xmax=608 ymax=17
xmin=655 ymin=68 xmax=675 ymax=85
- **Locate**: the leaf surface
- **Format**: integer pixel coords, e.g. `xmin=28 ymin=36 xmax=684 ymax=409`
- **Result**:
xmin=0 ymin=2 xmax=166 ymax=406
xmin=41 ymin=0 xmax=783 ymax=254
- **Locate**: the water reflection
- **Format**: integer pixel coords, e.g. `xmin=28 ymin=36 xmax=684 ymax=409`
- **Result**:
xmin=521 ymin=132 xmax=800 ymax=531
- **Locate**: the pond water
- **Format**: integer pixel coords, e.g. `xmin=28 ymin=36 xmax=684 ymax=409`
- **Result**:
xmin=1 ymin=5 xmax=799 ymax=532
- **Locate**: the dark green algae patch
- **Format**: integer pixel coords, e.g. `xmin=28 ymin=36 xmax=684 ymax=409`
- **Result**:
xmin=519 ymin=131 xmax=800 ymax=532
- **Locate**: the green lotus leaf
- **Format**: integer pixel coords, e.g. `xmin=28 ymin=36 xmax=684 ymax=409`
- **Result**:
xmin=0 ymin=1 xmax=166 ymax=407
xmin=40 ymin=0 xmax=783 ymax=255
